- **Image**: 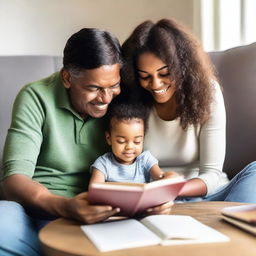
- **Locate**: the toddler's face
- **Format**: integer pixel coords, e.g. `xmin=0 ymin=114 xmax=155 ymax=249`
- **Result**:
xmin=106 ymin=118 xmax=144 ymax=165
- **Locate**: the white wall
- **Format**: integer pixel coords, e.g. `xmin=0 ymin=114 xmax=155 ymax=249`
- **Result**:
xmin=0 ymin=0 xmax=197 ymax=56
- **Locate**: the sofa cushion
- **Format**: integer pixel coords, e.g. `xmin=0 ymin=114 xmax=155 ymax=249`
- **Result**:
xmin=0 ymin=56 xmax=62 ymax=180
xmin=209 ymin=43 xmax=256 ymax=178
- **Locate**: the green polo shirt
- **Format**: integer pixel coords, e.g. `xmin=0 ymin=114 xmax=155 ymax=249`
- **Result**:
xmin=3 ymin=72 xmax=109 ymax=197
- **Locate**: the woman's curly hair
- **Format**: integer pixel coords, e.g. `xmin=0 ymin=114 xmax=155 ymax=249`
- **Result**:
xmin=121 ymin=18 xmax=217 ymax=129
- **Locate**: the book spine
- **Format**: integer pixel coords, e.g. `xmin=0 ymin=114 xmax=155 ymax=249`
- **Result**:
xmin=131 ymin=189 xmax=146 ymax=216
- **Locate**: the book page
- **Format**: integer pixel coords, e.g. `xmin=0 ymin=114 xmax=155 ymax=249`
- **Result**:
xmin=81 ymin=219 xmax=161 ymax=252
xmin=140 ymin=215 xmax=229 ymax=245
xmin=145 ymin=176 xmax=186 ymax=189
xmin=133 ymin=179 xmax=186 ymax=215
xmin=104 ymin=182 xmax=145 ymax=187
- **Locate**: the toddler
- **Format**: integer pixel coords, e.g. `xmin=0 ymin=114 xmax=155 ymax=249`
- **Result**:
xmin=90 ymin=99 xmax=177 ymax=185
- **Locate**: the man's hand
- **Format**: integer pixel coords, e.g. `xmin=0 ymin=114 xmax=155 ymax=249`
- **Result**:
xmin=3 ymin=174 xmax=120 ymax=224
xmin=66 ymin=192 xmax=120 ymax=224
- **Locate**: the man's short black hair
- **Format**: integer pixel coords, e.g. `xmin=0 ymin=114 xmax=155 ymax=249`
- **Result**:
xmin=106 ymin=96 xmax=150 ymax=133
xmin=63 ymin=28 xmax=122 ymax=70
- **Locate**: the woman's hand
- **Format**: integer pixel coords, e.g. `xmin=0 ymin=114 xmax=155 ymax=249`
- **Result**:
xmin=145 ymin=201 xmax=174 ymax=215
xmin=66 ymin=192 xmax=120 ymax=224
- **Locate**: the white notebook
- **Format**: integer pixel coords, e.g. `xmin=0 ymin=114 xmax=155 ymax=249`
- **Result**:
xmin=81 ymin=215 xmax=229 ymax=252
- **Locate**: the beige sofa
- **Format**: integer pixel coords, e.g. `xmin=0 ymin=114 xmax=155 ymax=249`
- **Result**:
xmin=0 ymin=43 xmax=256 ymax=197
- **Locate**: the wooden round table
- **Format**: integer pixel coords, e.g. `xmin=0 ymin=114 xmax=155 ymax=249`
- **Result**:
xmin=39 ymin=201 xmax=256 ymax=256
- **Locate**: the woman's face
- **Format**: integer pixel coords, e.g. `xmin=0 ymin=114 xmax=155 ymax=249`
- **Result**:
xmin=136 ymin=52 xmax=175 ymax=104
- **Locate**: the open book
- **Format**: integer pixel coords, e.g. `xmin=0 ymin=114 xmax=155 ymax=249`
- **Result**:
xmin=81 ymin=215 xmax=229 ymax=252
xmin=221 ymin=204 xmax=256 ymax=235
xmin=88 ymin=176 xmax=186 ymax=216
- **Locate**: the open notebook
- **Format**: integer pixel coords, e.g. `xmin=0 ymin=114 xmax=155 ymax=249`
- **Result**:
xmin=81 ymin=215 xmax=229 ymax=252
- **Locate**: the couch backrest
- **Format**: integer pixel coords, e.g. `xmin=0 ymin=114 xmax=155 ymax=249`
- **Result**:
xmin=209 ymin=43 xmax=256 ymax=177
xmin=0 ymin=44 xmax=256 ymax=183
xmin=0 ymin=56 xmax=62 ymax=176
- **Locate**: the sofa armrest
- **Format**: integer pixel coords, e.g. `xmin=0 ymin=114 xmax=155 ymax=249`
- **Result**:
xmin=209 ymin=43 xmax=256 ymax=178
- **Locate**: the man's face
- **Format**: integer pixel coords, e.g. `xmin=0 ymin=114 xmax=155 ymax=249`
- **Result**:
xmin=62 ymin=64 xmax=121 ymax=118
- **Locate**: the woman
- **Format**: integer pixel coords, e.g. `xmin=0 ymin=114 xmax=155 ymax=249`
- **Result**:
xmin=122 ymin=18 xmax=256 ymax=202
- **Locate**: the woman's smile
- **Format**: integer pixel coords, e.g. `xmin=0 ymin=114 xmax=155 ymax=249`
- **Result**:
xmin=151 ymin=85 xmax=172 ymax=95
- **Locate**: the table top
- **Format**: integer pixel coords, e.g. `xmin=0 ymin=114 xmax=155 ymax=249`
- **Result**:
xmin=39 ymin=201 xmax=256 ymax=256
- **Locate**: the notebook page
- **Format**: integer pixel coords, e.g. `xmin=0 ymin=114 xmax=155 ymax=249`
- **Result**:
xmin=140 ymin=215 xmax=230 ymax=245
xmin=81 ymin=219 xmax=161 ymax=252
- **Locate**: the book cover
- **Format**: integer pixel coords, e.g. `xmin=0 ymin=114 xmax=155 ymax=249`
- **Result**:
xmin=222 ymin=216 xmax=256 ymax=236
xmin=221 ymin=204 xmax=256 ymax=225
xmin=81 ymin=215 xmax=229 ymax=252
xmin=88 ymin=176 xmax=186 ymax=216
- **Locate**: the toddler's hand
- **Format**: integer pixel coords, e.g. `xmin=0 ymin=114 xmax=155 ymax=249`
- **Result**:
xmin=160 ymin=171 xmax=180 ymax=179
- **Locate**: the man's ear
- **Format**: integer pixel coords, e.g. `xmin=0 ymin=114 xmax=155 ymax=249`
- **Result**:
xmin=105 ymin=131 xmax=112 ymax=145
xmin=61 ymin=69 xmax=72 ymax=89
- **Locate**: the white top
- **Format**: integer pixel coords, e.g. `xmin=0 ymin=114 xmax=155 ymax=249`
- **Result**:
xmin=144 ymin=82 xmax=229 ymax=195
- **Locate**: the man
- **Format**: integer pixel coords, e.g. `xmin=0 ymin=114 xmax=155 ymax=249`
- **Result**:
xmin=0 ymin=28 xmax=122 ymax=256
xmin=0 ymin=28 xmax=172 ymax=256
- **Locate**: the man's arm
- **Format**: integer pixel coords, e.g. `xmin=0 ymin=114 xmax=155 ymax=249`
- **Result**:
xmin=3 ymin=174 xmax=119 ymax=224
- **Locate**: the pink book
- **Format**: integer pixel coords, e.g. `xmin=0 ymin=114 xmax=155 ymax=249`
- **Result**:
xmin=88 ymin=176 xmax=186 ymax=217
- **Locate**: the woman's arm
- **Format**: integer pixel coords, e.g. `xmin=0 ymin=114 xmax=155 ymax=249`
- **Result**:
xmin=177 ymin=83 xmax=226 ymax=197
xmin=196 ymin=82 xmax=226 ymax=196
xmin=177 ymin=178 xmax=207 ymax=197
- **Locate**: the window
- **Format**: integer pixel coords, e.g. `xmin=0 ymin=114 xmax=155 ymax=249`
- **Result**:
xmin=199 ymin=0 xmax=256 ymax=51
